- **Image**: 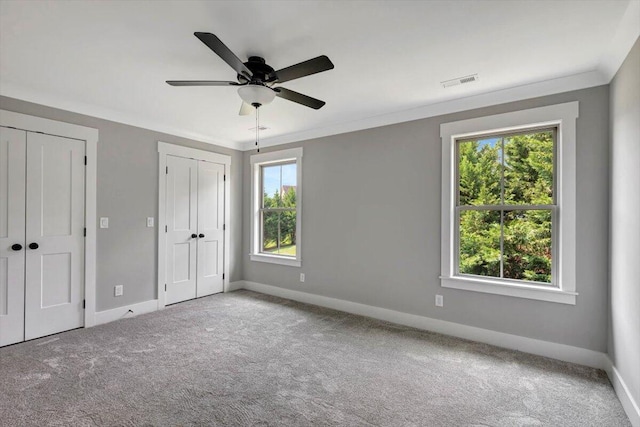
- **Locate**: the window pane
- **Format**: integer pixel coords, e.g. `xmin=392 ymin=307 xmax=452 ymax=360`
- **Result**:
xmin=458 ymin=138 xmax=502 ymax=206
xmin=261 ymin=210 xmax=279 ymax=252
xmin=281 ymin=163 xmax=297 ymax=208
xmin=503 ymin=210 xmax=552 ymax=283
xmin=261 ymin=162 xmax=297 ymax=208
xmin=459 ymin=210 xmax=501 ymax=278
xmin=261 ymin=210 xmax=296 ymax=257
xmin=503 ymin=131 xmax=554 ymax=205
xmin=262 ymin=165 xmax=281 ymax=208
xmin=278 ymin=210 xmax=297 ymax=256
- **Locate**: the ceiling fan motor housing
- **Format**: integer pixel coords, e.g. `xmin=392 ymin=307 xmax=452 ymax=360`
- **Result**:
xmin=239 ymin=56 xmax=276 ymax=84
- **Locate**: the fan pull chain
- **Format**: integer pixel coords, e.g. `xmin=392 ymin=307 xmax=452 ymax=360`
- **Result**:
xmin=255 ymin=106 xmax=260 ymax=152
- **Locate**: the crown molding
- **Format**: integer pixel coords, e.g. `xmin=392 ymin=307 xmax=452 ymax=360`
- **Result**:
xmin=241 ymin=69 xmax=607 ymax=151
xmin=598 ymin=0 xmax=640 ymax=81
xmin=0 ymin=59 xmax=624 ymax=153
xmin=0 ymin=82 xmax=242 ymax=150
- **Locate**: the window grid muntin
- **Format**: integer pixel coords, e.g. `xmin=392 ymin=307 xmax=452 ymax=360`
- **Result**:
xmin=454 ymin=126 xmax=557 ymax=286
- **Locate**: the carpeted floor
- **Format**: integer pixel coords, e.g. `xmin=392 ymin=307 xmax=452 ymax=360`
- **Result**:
xmin=0 ymin=290 xmax=630 ymax=426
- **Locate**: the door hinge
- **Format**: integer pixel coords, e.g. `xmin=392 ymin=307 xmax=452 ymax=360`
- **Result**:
xmin=84 ymin=156 xmax=87 ymax=165
xmin=222 ymin=273 xmax=225 ymax=280
xmin=165 ymin=225 xmax=168 ymax=233
xmin=82 ymin=299 xmax=86 ymax=309
xmin=165 ymin=284 xmax=167 ymax=292
xmin=83 ymin=227 xmax=86 ymax=237
xmin=166 ymin=166 xmax=168 ymax=174
xmin=224 ymin=174 xmax=226 ymax=182
xmin=223 ymin=224 xmax=226 ymax=231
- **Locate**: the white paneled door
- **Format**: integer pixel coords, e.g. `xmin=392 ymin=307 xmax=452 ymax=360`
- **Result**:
xmin=196 ymin=161 xmax=225 ymax=297
xmin=165 ymin=155 xmax=225 ymax=305
xmin=0 ymin=127 xmax=85 ymax=346
xmin=0 ymin=127 xmax=26 ymax=346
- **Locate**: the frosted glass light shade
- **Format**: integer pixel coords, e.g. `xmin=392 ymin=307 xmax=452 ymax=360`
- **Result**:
xmin=238 ymin=85 xmax=276 ymax=106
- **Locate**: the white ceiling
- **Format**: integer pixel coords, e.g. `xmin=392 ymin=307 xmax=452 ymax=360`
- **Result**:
xmin=1 ymin=1 xmax=638 ymax=150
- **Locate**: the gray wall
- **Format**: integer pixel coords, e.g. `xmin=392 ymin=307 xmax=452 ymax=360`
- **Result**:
xmin=0 ymin=96 xmax=243 ymax=311
xmin=243 ymin=85 xmax=610 ymax=352
xmin=609 ymin=39 xmax=640 ymax=408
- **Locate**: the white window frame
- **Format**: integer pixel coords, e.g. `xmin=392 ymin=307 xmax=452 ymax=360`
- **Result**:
xmin=440 ymin=102 xmax=578 ymax=305
xmin=250 ymin=147 xmax=303 ymax=267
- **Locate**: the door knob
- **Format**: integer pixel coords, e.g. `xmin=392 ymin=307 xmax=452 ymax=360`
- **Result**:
xmin=199 ymin=233 xmax=205 ymax=238
xmin=28 ymin=242 xmax=39 ymax=250
xmin=191 ymin=233 xmax=197 ymax=239
xmin=11 ymin=243 xmax=22 ymax=251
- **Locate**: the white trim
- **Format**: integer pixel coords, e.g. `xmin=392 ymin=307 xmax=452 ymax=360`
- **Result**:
xmin=604 ymin=357 xmax=640 ymax=427
xmin=250 ymin=147 xmax=303 ymax=267
xmin=0 ymin=82 xmax=237 ymax=150
xmin=440 ymin=102 xmax=578 ymax=304
xmin=1 ymin=68 xmax=609 ymax=154
xmin=227 ymin=281 xmax=246 ymax=292
xmin=599 ymin=0 xmax=640 ymax=82
xmin=157 ymin=141 xmax=232 ymax=310
xmin=158 ymin=141 xmax=231 ymax=166
xmin=240 ymin=70 xmax=605 ymax=151
xmin=0 ymin=109 xmax=98 ymax=328
xmin=94 ymin=299 xmax=159 ymax=326
xmin=234 ymin=281 xmax=606 ymax=369
xmin=441 ymin=276 xmax=578 ymax=305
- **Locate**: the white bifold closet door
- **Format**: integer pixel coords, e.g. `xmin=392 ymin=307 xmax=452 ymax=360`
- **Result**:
xmin=0 ymin=127 xmax=85 ymax=347
xmin=165 ymin=155 xmax=224 ymax=305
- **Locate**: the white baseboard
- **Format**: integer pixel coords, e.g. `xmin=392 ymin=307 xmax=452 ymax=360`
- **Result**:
xmin=227 ymin=281 xmax=246 ymax=292
xmin=239 ymin=280 xmax=607 ymax=369
xmin=94 ymin=299 xmax=159 ymax=326
xmin=603 ymin=357 xmax=640 ymax=427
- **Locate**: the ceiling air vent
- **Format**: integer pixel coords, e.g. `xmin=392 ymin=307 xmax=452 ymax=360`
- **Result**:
xmin=441 ymin=74 xmax=478 ymax=88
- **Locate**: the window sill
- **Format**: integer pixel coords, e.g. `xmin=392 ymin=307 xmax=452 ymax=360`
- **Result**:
xmin=440 ymin=276 xmax=577 ymax=305
xmin=250 ymin=253 xmax=301 ymax=267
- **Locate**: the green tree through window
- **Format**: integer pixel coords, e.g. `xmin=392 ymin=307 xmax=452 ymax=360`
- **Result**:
xmin=457 ymin=129 xmax=555 ymax=284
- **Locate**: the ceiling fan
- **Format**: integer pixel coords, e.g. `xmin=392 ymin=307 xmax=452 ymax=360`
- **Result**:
xmin=167 ymin=32 xmax=334 ymax=115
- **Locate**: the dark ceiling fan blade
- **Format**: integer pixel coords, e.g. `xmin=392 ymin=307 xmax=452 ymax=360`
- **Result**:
xmin=272 ymin=55 xmax=334 ymax=83
xmin=194 ymin=32 xmax=253 ymax=79
xmin=274 ymin=87 xmax=326 ymax=109
xmin=166 ymin=80 xmax=240 ymax=86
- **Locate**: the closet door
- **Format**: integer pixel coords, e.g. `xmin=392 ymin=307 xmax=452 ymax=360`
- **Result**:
xmin=0 ymin=127 xmax=26 ymax=347
xmin=165 ymin=155 xmax=198 ymax=305
xmin=196 ymin=161 xmax=225 ymax=297
xmin=24 ymin=132 xmax=85 ymax=340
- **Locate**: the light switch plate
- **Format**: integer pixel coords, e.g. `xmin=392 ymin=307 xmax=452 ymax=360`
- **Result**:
xmin=114 ymin=285 xmax=123 ymax=297
xmin=147 ymin=217 xmax=154 ymax=227
xmin=100 ymin=217 xmax=109 ymax=228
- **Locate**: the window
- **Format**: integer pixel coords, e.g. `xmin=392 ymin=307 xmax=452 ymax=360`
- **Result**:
xmin=440 ymin=102 xmax=578 ymax=304
xmin=250 ymin=147 xmax=302 ymax=267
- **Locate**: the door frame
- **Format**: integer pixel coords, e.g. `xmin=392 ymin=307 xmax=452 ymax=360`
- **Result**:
xmin=157 ymin=141 xmax=231 ymax=309
xmin=0 ymin=109 xmax=98 ymax=328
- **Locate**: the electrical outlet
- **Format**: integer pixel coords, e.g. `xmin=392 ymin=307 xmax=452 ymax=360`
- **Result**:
xmin=300 ymin=273 xmax=305 ymax=283
xmin=114 ymin=285 xmax=123 ymax=297
xmin=435 ymin=294 xmax=444 ymax=307
xmin=146 ymin=217 xmax=154 ymax=227
xmin=100 ymin=217 xmax=109 ymax=228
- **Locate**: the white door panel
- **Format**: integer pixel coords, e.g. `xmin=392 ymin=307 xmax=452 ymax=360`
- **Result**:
xmin=0 ymin=127 xmax=26 ymax=347
xmin=165 ymin=155 xmax=198 ymax=305
xmin=196 ymin=161 xmax=225 ymax=296
xmin=24 ymin=132 xmax=84 ymax=340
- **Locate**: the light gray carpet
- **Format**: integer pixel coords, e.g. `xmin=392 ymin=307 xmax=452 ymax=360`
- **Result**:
xmin=0 ymin=290 xmax=630 ymax=426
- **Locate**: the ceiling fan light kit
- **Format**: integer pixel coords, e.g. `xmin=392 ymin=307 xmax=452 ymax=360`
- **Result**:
xmin=238 ymin=85 xmax=276 ymax=107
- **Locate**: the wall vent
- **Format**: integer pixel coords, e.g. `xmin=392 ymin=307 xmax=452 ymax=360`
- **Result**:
xmin=441 ymin=74 xmax=479 ymax=88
